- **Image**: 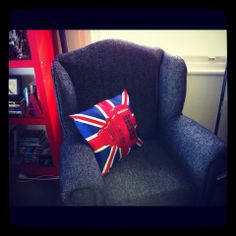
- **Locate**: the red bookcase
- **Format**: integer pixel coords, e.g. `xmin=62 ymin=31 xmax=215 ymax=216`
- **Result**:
xmin=9 ymin=30 xmax=62 ymax=176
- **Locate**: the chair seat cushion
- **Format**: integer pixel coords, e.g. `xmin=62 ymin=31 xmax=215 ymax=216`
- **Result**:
xmin=104 ymin=140 xmax=198 ymax=206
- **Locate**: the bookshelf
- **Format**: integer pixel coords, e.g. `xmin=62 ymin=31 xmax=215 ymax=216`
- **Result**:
xmin=9 ymin=30 xmax=62 ymax=176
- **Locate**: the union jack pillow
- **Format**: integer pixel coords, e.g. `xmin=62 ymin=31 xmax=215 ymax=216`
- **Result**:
xmin=69 ymin=89 xmax=143 ymax=176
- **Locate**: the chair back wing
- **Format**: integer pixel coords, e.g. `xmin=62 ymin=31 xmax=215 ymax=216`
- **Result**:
xmin=54 ymin=39 xmax=164 ymax=140
xmin=157 ymin=52 xmax=187 ymax=122
xmin=52 ymin=60 xmax=79 ymax=137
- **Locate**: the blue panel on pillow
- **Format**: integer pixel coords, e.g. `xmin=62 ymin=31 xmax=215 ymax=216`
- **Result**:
xmin=74 ymin=121 xmax=100 ymax=140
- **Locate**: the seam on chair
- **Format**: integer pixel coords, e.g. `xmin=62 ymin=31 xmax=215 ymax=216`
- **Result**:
xmin=52 ymin=61 xmax=68 ymax=137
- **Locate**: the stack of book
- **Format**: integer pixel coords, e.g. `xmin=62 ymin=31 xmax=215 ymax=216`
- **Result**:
xmin=17 ymin=129 xmax=51 ymax=165
xmin=8 ymin=96 xmax=26 ymax=117
xmin=9 ymin=81 xmax=43 ymax=118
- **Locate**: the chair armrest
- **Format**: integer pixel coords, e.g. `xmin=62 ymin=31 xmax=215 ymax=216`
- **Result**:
xmin=160 ymin=115 xmax=227 ymax=200
xmin=60 ymin=132 xmax=107 ymax=205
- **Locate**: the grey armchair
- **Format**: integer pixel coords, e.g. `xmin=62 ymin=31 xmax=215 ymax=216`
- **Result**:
xmin=52 ymin=39 xmax=227 ymax=206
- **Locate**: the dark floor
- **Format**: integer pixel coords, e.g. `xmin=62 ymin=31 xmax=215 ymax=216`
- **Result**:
xmin=9 ymin=172 xmax=227 ymax=206
xmin=9 ymin=173 xmax=63 ymax=206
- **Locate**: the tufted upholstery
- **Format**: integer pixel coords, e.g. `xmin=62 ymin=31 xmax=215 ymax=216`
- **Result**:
xmin=52 ymin=39 xmax=227 ymax=206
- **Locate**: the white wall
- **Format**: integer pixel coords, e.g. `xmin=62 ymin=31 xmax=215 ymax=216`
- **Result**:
xmin=183 ymin=73 xmax=227 ymax=143
xmin=91 ymin=30 xmax=227 ymax=57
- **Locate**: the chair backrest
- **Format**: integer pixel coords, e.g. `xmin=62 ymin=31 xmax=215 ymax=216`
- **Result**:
xmin=52 ymin=39 xmax=187 ymax=140
xmin=53 ymin=39 xmax=164 ymax=140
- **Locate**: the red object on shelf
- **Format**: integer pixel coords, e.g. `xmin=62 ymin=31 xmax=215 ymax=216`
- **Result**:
xmin=9 ymin=30 xmax=62 ymax=176
xmin=9 ymin=117 xmax=45 ymax=125
xmin=9 ymin=60 xmax=34 ymax=68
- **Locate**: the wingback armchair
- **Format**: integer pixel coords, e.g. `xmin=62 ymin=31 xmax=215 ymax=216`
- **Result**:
xmin=52 ymin=39 xmax=227 ymax=206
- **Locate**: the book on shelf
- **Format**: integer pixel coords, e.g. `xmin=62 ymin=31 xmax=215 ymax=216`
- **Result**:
xmin=9 ymin=94 xmax=24 ymax=102
xmin=9 ymin=95 xmax=26 ymax=117
xmin=18 ymin=129 xmax=48 ymax=147
xmin=18 ymin=146 xmax=42 ymax=164
xmin=9 ymin=110 xmax=24 ymax=116
xmin=8 ymin=81 xmax=43 ymax=118
xmin=9 ymin=97 xmax=25 ymax=104
xmin=9 ymin=103 xmax=24 ymax=108
xmin=9 ymin=126 xmax=53 ymax=166
xmin=17 ymin=128 xmax=52 ymax=165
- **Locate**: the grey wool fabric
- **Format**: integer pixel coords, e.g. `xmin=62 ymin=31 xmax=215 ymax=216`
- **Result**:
xmin=104 ymin=140 xmax=197 ymax=206
xmin=52 ymin=39 xmax=227 ymax=206
xmin=54 ymin=39 xmax=163 ymax=140
xmin=160 ymin=115 xmax=227 ymax=201
xmin=60 ymin=132 xmax=107 ymax=205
